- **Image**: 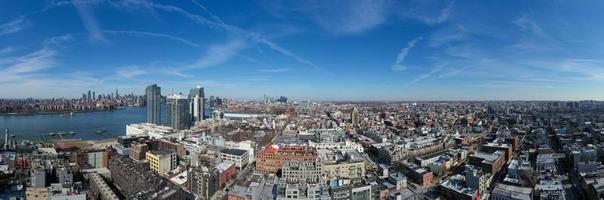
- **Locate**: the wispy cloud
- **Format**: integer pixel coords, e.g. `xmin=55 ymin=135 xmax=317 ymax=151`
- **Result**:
xmin=73 ymin=0 xmax=106 ymax=42
xmin=513 ymin=14 xmax=544 ymax=36
xmin=397 ymin=0 xmax=454 ymax=25
xmin=420 ymin=1 xmax=454 ymax=25
xmin=0 ymin=47 xmax=15 ymax=55
xmin=185 ymin=39 xmax=247 ymax=70
xmin=262 ymin=0 xmax=390 ymax=35
xmin=116 ymin=66 xmax=146 ymax=78
xmin=162 ymin=39 xmax=247 ymax=77
xmin=392 ymin=36 xmax=423 ymax=71
xmin=0 ymin=48 xmax=57 ymax=82
xmin=102 ymin=30 xmax=200 ymax=47
xmin=0 ymin=16 xmax=32 ymax=35
xmin=258 ymin=68 xmax=291 ymax=73
xmin=311 ymin=0 xmax=390 ymax=34
xmin=551 ymin=59 xmax=604 ymax=81
xmin=428 ymin=24 xmax=467 ymax=47
xmin=407 ymin=64 xmax=445 ymax=85
xmin=182 ymin=0 xmax=319 ymax=69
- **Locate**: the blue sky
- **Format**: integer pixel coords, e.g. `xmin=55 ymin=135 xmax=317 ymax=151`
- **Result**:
xmin=1 ymin=0 xmax=604 ymax=101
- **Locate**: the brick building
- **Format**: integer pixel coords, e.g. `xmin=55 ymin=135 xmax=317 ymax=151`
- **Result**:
xmin=255 ymin=145 xmax=318 ymax=174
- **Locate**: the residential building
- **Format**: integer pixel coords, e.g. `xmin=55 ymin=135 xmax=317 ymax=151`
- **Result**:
xmin=189 ymin=86 xmax=205 ymax=122
xmin=146 ymin=150 xmax=177 ymax=175
xmin=221 ymin=148 xmax=249 ymax=169
xmin=129 ymin=142 xmax=149 ymax=161
xmin=188 ymin=166 xmax=219 ymax=200
xmin=282 ymin=160 xmax=321 ymax=183
xmin=490 ymin=183 xmax=532 ymax=200
xmin=166 ymin=94 xmax=190 ymax=130
xmin=146 ymin=84 xmax=161 ymax=125
xmin=256 ymin=145 xmax=318 ymax=174
xmin=89 ymin=172 xmax=120 ymax=200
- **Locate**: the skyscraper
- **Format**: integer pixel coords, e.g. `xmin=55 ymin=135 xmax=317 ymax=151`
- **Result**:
xmin=189 ymin=86 xmax=205 ymax=122
xmin=351 ymin=107 xmax=360 ymax=127
xmin=146 ymin=84 xmax=161 ymax=125
xmin=167 ymin=94 xmax=190 ymax=130
xmin=3 ymin=128 xmax=8 ymax=150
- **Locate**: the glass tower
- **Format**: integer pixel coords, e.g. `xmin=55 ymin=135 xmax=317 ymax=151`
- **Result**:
xmin=145 ymin=84 xmax=161 ymax=125
xmin=167 ymin=94 xmax=190 ymax=130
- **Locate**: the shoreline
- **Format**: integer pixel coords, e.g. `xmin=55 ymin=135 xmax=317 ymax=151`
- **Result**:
xmin=0 ymin=106 xmax=139 ymax=116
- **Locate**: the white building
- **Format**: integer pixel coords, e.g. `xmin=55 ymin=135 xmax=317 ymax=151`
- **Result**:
xmin=225 ymin=140 xmax=256 ymax=164
xmin=220 ymin=148 xmax=249 ymax=169
xmin=126 ymin=123 xmax=176 ymax=139
xmin=86 ymin=151 xmax=104 ymax=168
xmin=309 ymin=140 xmax=364 ymax=153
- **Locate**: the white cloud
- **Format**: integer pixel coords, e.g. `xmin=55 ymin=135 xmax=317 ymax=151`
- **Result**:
xmin=117 ymin=66 xmax=146 ymax=78
xmin=407 ymin=64 xmax=445 ymax=85
xmin=187 ymin=39 xmax=247 ymax=69
xmin=513 ymin=14 xmax=543 ymax=36
xmin=0 ymin=47 xmax=15 ymax=55
xmin=258 ymin=68 xmax=291 ymax=73
xmin=102 ymin=30 xmax=200 ymax=47
xmin=73 ymin=0 xmax=106 ymax=42
xmin=313 ymin=0 xmax=389 ymax=34
xmin=0 ymin=48 xmax=57 ymax=82
xmin=392 ymin=37 xmax=423 ymax=71
xmin=397 ymin=0 xmax=454 ymax=25
xmin=0 ymin=16 xmax=32 ymax=35
xmin=179 ymin=0 xmax=319 ymax=68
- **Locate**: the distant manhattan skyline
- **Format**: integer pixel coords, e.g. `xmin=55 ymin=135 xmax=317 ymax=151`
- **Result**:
xmin=1 ymin=1 xmax=604 ymax=100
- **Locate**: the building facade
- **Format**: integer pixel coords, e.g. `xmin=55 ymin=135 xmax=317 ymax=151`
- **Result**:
xmin=145 ymin=84 xmax=161 ymax=125
xmin=189 ymin=86 xmax=205 ymax=122
xmin=188 ymin=166 xmax=219 ymax=200
xmin=145 ymin=150 xmax=177 ymax=175
xmin=220 ymin=148 xmax=249 ymax=169
xmin=166 ymin=94 xmax=191 ymax=130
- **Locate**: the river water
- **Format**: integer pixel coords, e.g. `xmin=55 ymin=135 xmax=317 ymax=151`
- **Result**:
xmin=0 ymin=106 xmax=164 ymax=141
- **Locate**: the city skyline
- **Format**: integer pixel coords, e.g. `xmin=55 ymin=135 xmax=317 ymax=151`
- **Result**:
xmin=1 ymin=1 xmax=604 ymax=101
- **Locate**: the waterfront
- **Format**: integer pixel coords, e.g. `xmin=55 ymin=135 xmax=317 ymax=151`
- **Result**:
xmin=0 ymin=106 xmax=160 ymax=141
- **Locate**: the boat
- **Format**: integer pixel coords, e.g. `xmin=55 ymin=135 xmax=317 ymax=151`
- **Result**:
xmin=62 ymin=112 xmax=74 ymax=117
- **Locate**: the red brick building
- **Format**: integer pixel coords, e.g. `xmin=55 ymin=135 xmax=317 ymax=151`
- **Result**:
xmin=217 ymin=161 xmax=237 ymax=188
xmin=255 ymin=145 xmax=318 ymax=174
xmin=469 ymin=151 xmax=505 ymax=174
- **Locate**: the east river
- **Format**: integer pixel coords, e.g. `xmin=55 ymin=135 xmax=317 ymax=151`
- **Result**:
xmin=0 ymin=106 xmax=164 ymax=141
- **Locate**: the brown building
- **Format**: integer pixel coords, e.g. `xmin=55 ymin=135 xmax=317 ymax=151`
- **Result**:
xmin=150 ymin=139 xmax=185 ymax=157
xmin=401 ymin=163 xmax=434 ymax=187
xmin=129 ymin=142 xmax=149 ymax=161
xmin=256 ymin=145 xmax=318 ymax=174
xmin=88 ymin=172 xmax=120 ymax=200
xmin=469 ymin=151 xmax=505 ymax=174
xmin=108 ymin=152 xmax=187 ymax=199
xmin=482 ymin=142 xmax=513 ymax=161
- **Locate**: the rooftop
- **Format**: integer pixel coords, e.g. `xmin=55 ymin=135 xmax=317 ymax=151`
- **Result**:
xmin=221 ymin=148 xmax=248 ymax=156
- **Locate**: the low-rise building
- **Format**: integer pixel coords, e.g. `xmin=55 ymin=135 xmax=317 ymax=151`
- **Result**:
xmin=256 ymin=145 xmax=318 ymax=174
xmin=282 ymin=160 xmax=321 ymax=183
xmin=469 ymin=151 xmax=505 ymax=174
xmin=221 ymin=148 xmax=249 ymax=169
xmin=490 ymin=183 xmax=532 ymax=200
xmin=129 ymin=142 xmax=149 ymax=161
xmin=126 ymin=123 xmax=176 ymax=139
xmin=320 ymin=150 xmax=366 ymax=179
xmin=146 ymin=150 xmax=177 ymax=176
xmin=89 ymin=172 xmax=120 ymax=200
